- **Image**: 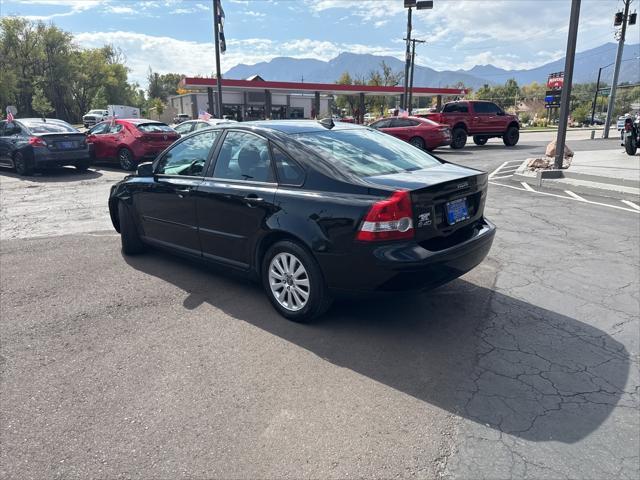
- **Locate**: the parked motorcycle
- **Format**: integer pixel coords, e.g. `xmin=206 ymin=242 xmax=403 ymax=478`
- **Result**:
xmin=623 ymin=116 xmax=639 ymax=156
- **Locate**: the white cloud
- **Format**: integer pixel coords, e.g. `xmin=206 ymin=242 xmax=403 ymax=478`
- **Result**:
xmin=72 ymin=31 xmax=404 ymax=85
xmin=245 ymin=11 xmax=266 ymax=17
xmin=105 ymin=6 xmax=136 ymax=15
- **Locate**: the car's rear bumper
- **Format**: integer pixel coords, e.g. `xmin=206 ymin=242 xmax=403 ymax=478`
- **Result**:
xmin=33 ymin=148 xmax=92 ymax=167
xmin=318 ymin=218 xmax=496 ymax=292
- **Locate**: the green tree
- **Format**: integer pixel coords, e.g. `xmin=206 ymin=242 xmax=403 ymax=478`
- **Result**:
xmin=32 ymin=85 xmax=52 ymax=117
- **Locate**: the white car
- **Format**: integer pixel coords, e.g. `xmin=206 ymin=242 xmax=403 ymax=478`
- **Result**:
xmin=82 ymin=109 xmax=108 ymax=128
xmin=173 ymin=118 xmax=237 ymax=135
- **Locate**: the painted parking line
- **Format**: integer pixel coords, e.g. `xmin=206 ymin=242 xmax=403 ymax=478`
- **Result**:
xmin=489 ymin=160 xmax=523 ymax=179
xmin=564 ymin=190 xmax=587 ymax=201
xmin=621 ymin=200 xmax=640 ymax=211
xmin=490 ymin=180 xmax=640 ymax=214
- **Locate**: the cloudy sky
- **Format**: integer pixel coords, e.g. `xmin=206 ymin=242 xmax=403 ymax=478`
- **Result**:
xmin=1 ymin=0 xmax=637 ymax=85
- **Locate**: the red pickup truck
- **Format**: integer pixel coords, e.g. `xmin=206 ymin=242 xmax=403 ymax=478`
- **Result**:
xmin=425 ymin=100 xmax=520 ymax=149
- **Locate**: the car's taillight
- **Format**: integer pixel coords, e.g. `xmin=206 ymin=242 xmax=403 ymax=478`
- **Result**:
xmin=28 ymin=136 xmax=47 ymax=147
xmin=357 ymin=190 xmax=414 ymax=242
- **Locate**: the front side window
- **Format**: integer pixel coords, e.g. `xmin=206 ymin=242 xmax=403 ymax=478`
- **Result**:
xmin=155 ymin=130 xmax=218 ymax=176
xmin=174 ymin=122 xmax=193 ymax=135
xmin=89 ymin=122 xmax=110 ymax=135
xmin=213 ymin=131 xmax=273 ymax=183
xmin=294 ymin=128 xmax=442 ymax=177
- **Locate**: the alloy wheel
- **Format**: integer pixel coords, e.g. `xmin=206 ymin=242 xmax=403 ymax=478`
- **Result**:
xmin=119 ymin=150 xmax=133 ymax=170
xmin=268 ymin=252 xmax=310 ymax=311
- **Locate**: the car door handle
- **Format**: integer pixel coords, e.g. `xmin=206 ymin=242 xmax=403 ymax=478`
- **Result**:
xmin=473 ymin=117 xmax=479 ymax=120
xmin=175 ymin=187 xmax=192 ymax=198
xmin=244 ymin=194 xmax=263 ymax=207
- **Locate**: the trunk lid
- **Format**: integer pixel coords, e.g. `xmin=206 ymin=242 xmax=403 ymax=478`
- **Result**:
xmin=364 ymin=163 xmax=488 ymax=245
xmin=37 ymin=133 xmax=87 ymax=151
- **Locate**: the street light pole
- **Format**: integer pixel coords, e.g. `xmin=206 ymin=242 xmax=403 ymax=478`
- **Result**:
xmin=212 ymin=0 xmax=224 ymax=119
xmin=554 ymin=0 xmax=581 ymax=170
xmin=603 ymin=0 xmax=631 ymax=138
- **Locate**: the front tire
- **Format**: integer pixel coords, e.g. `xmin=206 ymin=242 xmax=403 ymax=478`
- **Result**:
xmin=118 ymin=148 xmax=137 ymax=171
xmin=14 ymin=152 xmax=34 ymax=176
xmin=409 ymin=136 xmax=425 ymax=150
xmin=450 ymin=127 xmax=467 ymax=149
xmin=473 ymin=136 xmax=488 ymax=146
xmin=118 ymin=201 xmax=146 ymax=255
xmin=625 ymin=134 xmax=638 ymax=155
xmin=262 ymin=240 xmax=332 ymax=322
xmin=503 ymin=126 xmax=519 ymax=146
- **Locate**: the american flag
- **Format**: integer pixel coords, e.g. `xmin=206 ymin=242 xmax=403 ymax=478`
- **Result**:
xmin=198 ymin=110 xmax=212 ymax=120
xmin=6 ymin=109 xmax=14 ymax=123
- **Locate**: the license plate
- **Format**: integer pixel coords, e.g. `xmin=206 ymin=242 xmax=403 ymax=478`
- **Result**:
xmin=445 ymin=197 xmax=469 ymax=225
xmin=58 ymin=141 xmax=75 ymax=149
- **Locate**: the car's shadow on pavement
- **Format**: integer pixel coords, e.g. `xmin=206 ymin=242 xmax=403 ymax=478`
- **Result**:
xmin=124 ymin=249 xmax=631 ymax=445
xmin=0 ymin=166 xmax=103 ymax=182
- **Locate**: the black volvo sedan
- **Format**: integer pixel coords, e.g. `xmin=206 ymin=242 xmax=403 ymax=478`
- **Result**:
xmin=108 ymin=120 xmax=495 ymax=321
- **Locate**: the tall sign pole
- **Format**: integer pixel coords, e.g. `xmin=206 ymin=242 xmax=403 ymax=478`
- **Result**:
xmin=603 ymin=0 xmax=631 ymax=138
xmin=402 ymin=7 xmax=412 ymax=111
xmin=554 ymin=0 xmax=581 ymax=169
xmin=213 ymin=0 xmax=224 ymax=119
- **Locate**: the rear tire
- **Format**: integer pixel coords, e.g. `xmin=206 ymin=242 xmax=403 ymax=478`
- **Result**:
xmin=118 ymin=148 xmax=136 ymax=171
xmin=75 ymin=160 xmax=91 ymax=172
xmin=14 ymin=152 xmax=34 ymax=176
xmin=450 ymin=127 xmax=467 ymax=149
xmin=473 ymin=136 xmax=488 ymax=146
xmin=118 ymin=201 xmax=146 ymax=255
xmin=409 ymin=136 xmax=425 ymax=150
xmin=262 ymin=240 xmax=332 ymax=322
xmin=503 ymin=126 xmax=519 ymax=146
xmin=625 ymin=135 xmax=638 ymax=156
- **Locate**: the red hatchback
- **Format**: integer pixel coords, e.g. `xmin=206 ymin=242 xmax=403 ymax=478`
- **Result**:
xmin=86 ymin=119 xmax=179 ymax=170
xmin=369 ymin=116 xmax=451 ymax=151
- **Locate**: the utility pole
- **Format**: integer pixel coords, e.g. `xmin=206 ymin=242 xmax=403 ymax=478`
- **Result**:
xmin=591 ymin=65 xmax=605 ymax=125
xmin=603 ymin=0 xmax=632 ymax=138
xmin=406 ymin=38 xmax=426 ymax=114
xmin=554 ymin=0 xmax=581 ymax=169
xmin=212 ymin=0 xmax=224 ymax=119
xmin=402 ymin=7 xmax=412 ymax=111
xmin=402 ymin=1 xmax=432 ymax=111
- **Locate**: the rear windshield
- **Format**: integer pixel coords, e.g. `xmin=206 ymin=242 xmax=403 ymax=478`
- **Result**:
xmin=293 ymin=128 xmax=442 ymax=177
xmin=136 ymin=123 xmax=174 ymax=133
xmin=21 ymin=120 xmax=77 ymax=134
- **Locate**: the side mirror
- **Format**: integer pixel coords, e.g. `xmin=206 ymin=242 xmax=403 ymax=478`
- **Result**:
xmin=137 ymin=162 xmax=154 ymax=177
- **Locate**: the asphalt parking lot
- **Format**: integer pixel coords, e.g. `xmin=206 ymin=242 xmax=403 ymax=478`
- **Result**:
xmin=1 ymin=131 xmax=638 ymax=479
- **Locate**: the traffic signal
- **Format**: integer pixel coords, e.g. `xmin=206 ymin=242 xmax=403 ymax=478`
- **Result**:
xmin=629 ymin=12 xmax=637 ymax=25
xmin=614 ymin=11 xmax=623 ymax=25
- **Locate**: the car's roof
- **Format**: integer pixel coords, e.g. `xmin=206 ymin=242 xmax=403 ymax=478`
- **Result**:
xmin=118 ymin=118 xmax=164 ymax=124
xmin=233 ymin=119 xmax=367 ymax=134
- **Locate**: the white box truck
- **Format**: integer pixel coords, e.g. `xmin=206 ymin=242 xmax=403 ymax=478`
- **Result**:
xmin=107 ymin=105 xmax=140 ymax=120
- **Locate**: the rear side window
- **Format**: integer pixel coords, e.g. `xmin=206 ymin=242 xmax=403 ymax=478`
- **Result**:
xmin=156 ymin=130 xmax=218 ymax=176
xmin=294 ymin=128 xmax=441 ymax=177
xmin=371 ymin=119 xmax=392 ymax=129
xmin=271 ymin=145 xmax=304 ymax=186
xmin=442 ymin=103 xmax=468 ymax=113
xmin=136 ymin=123 xmax=174 ymax=133
xmin=213 ymin=131 xmax=274 ymax=183
xmin=392 ymin=118 xmax=419 ymax=127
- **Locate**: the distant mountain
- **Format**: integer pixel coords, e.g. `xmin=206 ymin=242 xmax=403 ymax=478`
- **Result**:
xmin=225 ymin=43 xmax=640 ymax=89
